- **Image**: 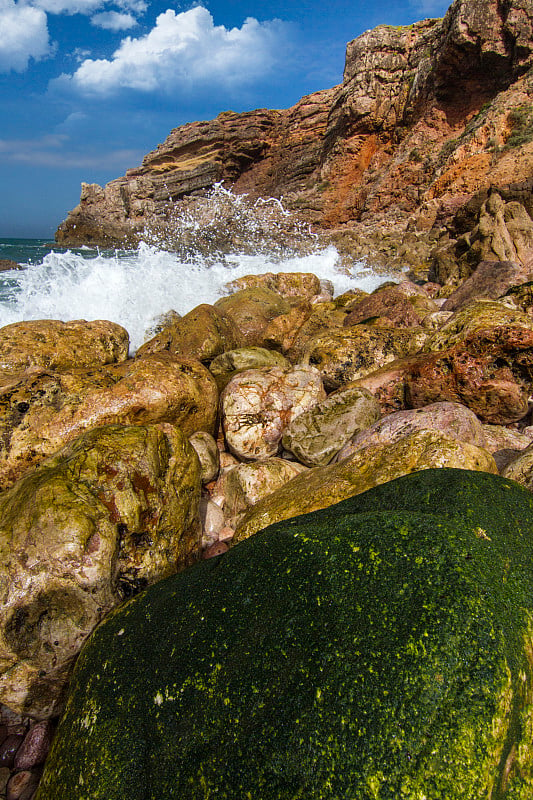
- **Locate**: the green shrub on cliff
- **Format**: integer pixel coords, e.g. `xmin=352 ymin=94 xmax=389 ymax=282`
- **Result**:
xmin=37 ymin=469 xmax=533 ymax=800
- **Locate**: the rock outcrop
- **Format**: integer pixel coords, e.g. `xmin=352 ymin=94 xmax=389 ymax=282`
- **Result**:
xmin=56 ymin=0 xmax=533 ymax=260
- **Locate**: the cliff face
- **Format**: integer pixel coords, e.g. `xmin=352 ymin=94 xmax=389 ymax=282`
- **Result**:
xmin=56 ymin=0 xmax=533 ymax=248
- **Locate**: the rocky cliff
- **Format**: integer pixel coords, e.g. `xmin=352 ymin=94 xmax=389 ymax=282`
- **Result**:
xmin=56 ymin=0 xmax=533 ymax=263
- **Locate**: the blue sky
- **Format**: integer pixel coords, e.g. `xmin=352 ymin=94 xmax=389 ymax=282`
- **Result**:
xmin=0 ymin=0 xmax=450 ymax=237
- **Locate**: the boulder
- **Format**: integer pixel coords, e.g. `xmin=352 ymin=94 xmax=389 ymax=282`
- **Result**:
xmin=442 ymin=261 xmax=533 ymax=312
xmin=482 ymin=424 xmax=533 ymax=471
xmin=302 ymin=326 xmax=427 ymax=390
xmin=214 ymin=458 xmax=307 ymax=528
xmin=209 ymin=347 xmax=289 ymax=390
xmin=214 ymin=287 xmax=290 ymax=346
xmin=337 ymin=402 xmax=486 ymax=461
xmin=0 ymin=320 xmax=129 ymax=374
xmin=235 ymin=430 xmax=496 ymax=542
xmin=263 ymin=302 xmax=348 ymax=361
xmin=136 ymin=304 xmax=241 ymax=362
xmin=188 ymin=432 xmax=220 ymax=484
xmin=223 ymin=272 xmax=321 ymax=302
xmin=0 ymin=353 xmax=218 ymax=490
xmin=343 ymin=284 xmax=436 ymax=328
xmin=0 ymin=423 xmax=201 ymax=718
xmin=502 ymin=442 xmax=533 ymax=490
xmin=421 ymin=300 xmax=533 ymax=353
xmin=405 ymin=335 xmax=533 ymax=424
xmin=346 ymin=355 xmax=427 ymax=416
xmin=282 ymin=385 xmax=381 ymax=467
xmin=221 ymin=366 xmax=325 ymax=461
xmin=36 ymin=469 xmax=533 ymax=800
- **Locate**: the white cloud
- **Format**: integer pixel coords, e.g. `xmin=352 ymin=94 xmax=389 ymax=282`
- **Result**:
xmin=32 ymin=0 xmax=104 ymax=14
xmin=0 ymin=134 xmax=143 ymax=167
xmin=0 ymin=0 xmax=51 ymax=72
xmin=31 ymin=0 xmax=145 ymax=17
xmin=52 ymin=5 xmax=288 ymax=96
xmin=91 ymin=10 xmax=137 ymax=29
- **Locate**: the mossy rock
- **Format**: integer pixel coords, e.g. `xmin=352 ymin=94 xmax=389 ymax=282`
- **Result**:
xmin=37 ymin=469 xmax=533 ymax=799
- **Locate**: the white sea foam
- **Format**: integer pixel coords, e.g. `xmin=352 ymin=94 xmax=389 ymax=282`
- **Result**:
xmin=0 ymin=189 xmax=404 ymax=353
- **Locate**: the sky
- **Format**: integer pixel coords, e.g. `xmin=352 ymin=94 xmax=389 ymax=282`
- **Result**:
xmin=0 ymin=0 xmax=451 ymax=237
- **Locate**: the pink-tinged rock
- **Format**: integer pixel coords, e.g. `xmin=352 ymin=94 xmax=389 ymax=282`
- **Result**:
xmin=202 ymin=542 xmax=229 ymax=559
xmin=347 ymin=356 xmax=426 ymax=416
xmin=199 ymin=497 xmax=225 ymax=543
xmin=0 ymin=319 xmax=129 ymax=375
xmin=502 ymin=442 xmax=533 ymax=491
xmin=14 ymin=721 xmax=54 ymax=770
xmin=6 ymin=768 xmax=40 ymax=800
xmin=221 ymin=366 xmax=325 ymax=460
xmin=405 ymin=328 xmax=533 ymax=424
xmin=337 ymin=402 xmax=485 ymax=461
xmin=343 ymin=284 xmax=436 ymax=329
xmin=442 ymin=260 xmax=533 ymax=312
xmin=482 ymin=424 xmax=533 ymax=471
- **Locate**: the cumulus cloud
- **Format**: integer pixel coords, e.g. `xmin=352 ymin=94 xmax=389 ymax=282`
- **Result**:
xmin=52 ymin=6 xmax=289 ymax=96
xmin=0 ymin=0 xmax=51 ymax=72
xmin=91 ymin=10 xmax=137 ymax=29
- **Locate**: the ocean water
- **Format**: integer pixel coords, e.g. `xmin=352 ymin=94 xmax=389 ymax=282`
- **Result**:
xmin=0 ymin=188 xmax=403 ymax=353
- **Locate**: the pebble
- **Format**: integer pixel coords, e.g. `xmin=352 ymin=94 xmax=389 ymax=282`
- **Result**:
xmin=14 ymin=722 xmax=54 ymax=770
xmin=6 ymin=769 xmax=40 ymax=800
xmin=0 ymin=737 xmax=23 ymax=769
xmin=202 ymin=542 xmax=229 ymax=559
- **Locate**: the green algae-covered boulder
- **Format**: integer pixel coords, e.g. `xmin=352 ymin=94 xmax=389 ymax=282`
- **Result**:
xmin=37 ymin=469 xmax=533 ymax=799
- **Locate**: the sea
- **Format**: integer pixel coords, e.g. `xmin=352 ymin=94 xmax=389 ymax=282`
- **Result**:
xmin=0 ymin=187 xmax=403 ymax=353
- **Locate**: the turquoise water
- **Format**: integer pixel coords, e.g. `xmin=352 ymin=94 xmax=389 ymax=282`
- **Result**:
xmin=0 ymin=238 xmax=103 ymax=265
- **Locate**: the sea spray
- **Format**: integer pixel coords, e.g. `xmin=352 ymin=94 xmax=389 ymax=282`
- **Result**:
xmin=0 ymin=188 xmax=404 ymax=352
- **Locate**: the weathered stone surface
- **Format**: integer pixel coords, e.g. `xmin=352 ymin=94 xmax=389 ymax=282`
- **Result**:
xmin=13 ymin=721 xmax=54 ymax=770
xmin=0 ymin=423 xmax=201 ymax=718
xmin=482 ymin=423 xmax=533 ymax=471
xmin=282 ymin=385 xmax=381 ymax=467
xmin=347 ymin=356 xmax=425 ymax=415
xmin=302 ymin=326 xmax=427 ymax=390
xmin=0 ymin=261 xmax=20 ymax=272
xmin=214 ymin=458 xmax=306 ymax=528
xmin=235 ymin=430 xmax=496 ymax=542
xmin=261 ymin=303 xmax=315 ymax=355
xmin=0 ymin=320 xmax=129 ymax=374
xmin=442 ymin=261 xmax=533 ymax=312
xmin=406 ymin=324 xmax=533 ymax=424
xmin=337 ymin=401 xmax=486 ymax=461
xmin=188 ymin=431 xmax=220 ymax=484
xmin=343 ymin=284 xmax=436 ymax=329
xmin=422 ymin=300 xmax=533 ymax=352
xmin=136 ymin=303 xmax=241 ymax=362
xmin=221 ymin=366 xmax=325 ymax=460
xmin=36 ymin=470 xmax=533 ymax=800
xmin=224 ymin=272 xmax=321 ymax=302
xmin=0 ymin=352 xmax=218 ymax=490
xmin=284 ymin=303 xmax=347 ymax=362
xmin=502 ymin=442 xmax=533 ymax=490
xmin=209 ymin=347 xmax=289 ymax=390
xmin=214 ymin=288 xmax=290 ymax=347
